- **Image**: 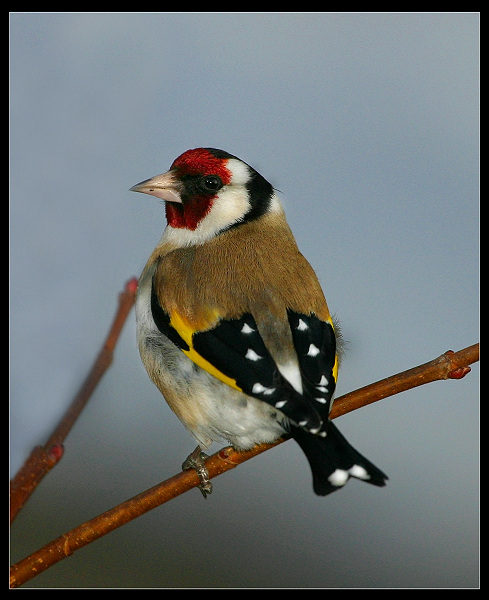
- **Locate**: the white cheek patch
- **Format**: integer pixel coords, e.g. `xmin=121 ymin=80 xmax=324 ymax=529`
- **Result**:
xmin=227 ymin=159 xmax=251 ymax=185
xmin=160 ymin=188 xmax=251 ymax=247
xmin=193 ymin=188 xmax=250 ymax=242
xmin=211 ymin=188 xmax=251 ymax=225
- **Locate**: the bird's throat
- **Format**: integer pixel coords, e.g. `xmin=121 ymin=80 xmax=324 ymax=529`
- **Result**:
xmin=165 ymin=197 xmax=214 ymax=230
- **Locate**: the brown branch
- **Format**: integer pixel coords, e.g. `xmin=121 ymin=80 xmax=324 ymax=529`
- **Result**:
xmin=329 ymin=344 xmax=479 ymax=419
xmin=9 ymin=278 xmax=138 ymax=524
xmin=10 ymin=343 xmax=478 ymax=588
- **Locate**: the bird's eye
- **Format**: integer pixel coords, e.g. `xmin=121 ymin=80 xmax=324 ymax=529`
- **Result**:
xmin=200 ymin=175 xmax=223 ymax=192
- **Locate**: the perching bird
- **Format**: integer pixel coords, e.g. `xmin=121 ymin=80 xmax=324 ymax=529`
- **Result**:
xmin=131 ymin=147 xmax=387 ymax=496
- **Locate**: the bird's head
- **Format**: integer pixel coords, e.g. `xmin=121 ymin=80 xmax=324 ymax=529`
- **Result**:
xmin=131 ymin=148 xmax=280 ymax=244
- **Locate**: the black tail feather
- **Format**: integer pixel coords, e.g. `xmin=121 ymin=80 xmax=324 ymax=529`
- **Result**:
xmin=291 ymin=422 xmax=388 ymax=496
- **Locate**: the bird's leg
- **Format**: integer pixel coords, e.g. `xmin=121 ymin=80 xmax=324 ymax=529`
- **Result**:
xmin=182 ymin=446 xmax=213 ymax=498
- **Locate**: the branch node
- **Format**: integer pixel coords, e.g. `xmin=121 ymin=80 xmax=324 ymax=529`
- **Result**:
xmin=217 ymin=446 xmax=238 ymax=463
xmin=443 ymin=349 xmax=473 ymax=379
xmin=46 ymin=444 xmax=64 ymax=466
xmin=448 ymin=366 xmax=472 ymax=379
xmin=62 ymin=535 xmax=74 ymax=557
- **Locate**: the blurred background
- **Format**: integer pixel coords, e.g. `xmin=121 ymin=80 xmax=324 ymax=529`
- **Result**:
xmin=10 ymin=12 xmax=479 ymax=588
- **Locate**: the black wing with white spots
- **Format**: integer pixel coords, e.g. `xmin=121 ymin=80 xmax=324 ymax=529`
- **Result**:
xmin=192 ymin=312 xmax=333 ymax=432
xmin=287 ymin=310 xmax=337 ymax=419
xmin=150 ymin=281 xmax=335 ymax=433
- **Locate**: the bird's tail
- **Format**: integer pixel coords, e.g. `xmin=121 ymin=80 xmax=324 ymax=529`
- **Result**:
xmin=291 ymin=422 xmax=388 ymax=496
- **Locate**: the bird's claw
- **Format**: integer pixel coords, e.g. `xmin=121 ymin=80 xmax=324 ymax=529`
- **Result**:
xmin=182 ymin=447 xmax=213 ymax=498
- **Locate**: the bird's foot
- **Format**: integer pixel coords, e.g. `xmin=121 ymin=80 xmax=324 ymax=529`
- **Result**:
xmin=182 ymin=446 xmax=213 ymax=498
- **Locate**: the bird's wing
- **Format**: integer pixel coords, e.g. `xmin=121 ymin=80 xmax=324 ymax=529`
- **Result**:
xmin=150 ymin=278 xmax=337 ymax=434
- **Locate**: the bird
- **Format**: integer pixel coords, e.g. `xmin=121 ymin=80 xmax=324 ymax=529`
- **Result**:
xmin=131 ymin=147 xmax=387 ymax=496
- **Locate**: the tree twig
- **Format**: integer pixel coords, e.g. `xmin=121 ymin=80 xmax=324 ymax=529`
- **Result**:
xmin=329 ymin=344 xmax=478 ymax=419
xmin=9 ymin=343 xmax=478 ymax=588
xmin=9 ymin=278 xmax=138 ymax=524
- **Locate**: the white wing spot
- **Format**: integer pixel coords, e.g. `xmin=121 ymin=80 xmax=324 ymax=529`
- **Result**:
xmin=297 ymin=319 xmax=308 ymax=331
xmin=241 ymin=323 xmax=255 ymax=334
xmin=277 ymin=360 xmax=303 ymax=394
xmin=319 ymin=375 xmax=329 ymax=386
xmin=307 ymin=344 xmax=320 ymax=357
xmin=245 ymin=348 xmax=262 ymax=361
xmin=315 ymin=397 xmax=327 ymax=404
xmin=275 ymin=400 xmax=287 ymax=409
xmin=328 ymin=469 xmax=349 ymax=487
xmin=316 ymin=386 xmax=328 ymax=393
xmin=252 ymin=383 xmax=276 ymax=395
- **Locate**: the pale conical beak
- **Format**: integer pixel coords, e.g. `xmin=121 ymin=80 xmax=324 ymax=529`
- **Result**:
xmin=130 ymin=170 xmax=183 ymax=203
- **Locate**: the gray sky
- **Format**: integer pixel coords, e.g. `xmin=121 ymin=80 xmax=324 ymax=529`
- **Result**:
xmin=10 ymin=12 xmax=479 ymax=588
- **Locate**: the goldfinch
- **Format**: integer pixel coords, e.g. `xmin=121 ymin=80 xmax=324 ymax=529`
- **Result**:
xmin=131 ymin=148 xmax=387 ymax=496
